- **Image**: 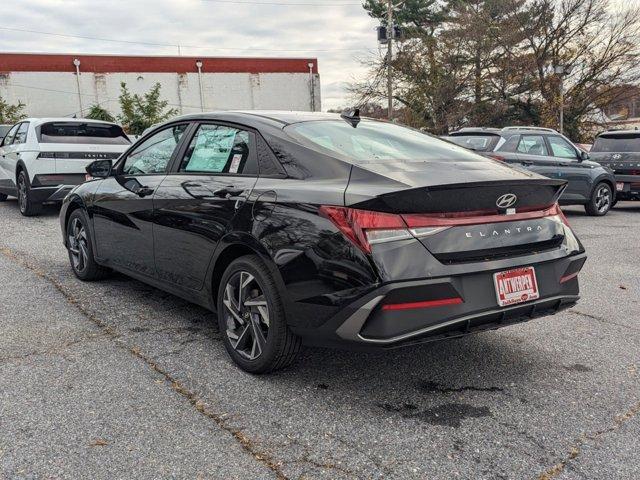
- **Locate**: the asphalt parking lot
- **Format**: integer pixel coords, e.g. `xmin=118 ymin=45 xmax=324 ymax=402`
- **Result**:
xmin=0 ymin=199 xmax=638 ymax=480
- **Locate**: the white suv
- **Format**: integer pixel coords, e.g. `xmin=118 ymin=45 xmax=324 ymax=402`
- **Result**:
xmin=0 ymin=118 xmax=131 ymax=216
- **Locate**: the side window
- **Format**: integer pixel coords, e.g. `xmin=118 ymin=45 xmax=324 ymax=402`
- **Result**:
xmin=548 ymin=136 xmax=578 ymax=159
xmin=2 ymin=124 xmax=20 ymax=147
xmin=122 ymin=124 xmax=188 ymax=175
xmin=517 ymin=135 xmax=548 ymax=156
xmin=179 ymin=124 xmax=257 ymax=175
xmin=496 ymin=135 xmax=520 ymax=152
xmin=13 ymin=122 xmax=29 ymax=144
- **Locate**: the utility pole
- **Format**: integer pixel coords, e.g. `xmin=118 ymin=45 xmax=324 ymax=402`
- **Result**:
xmin=387 ymin=0 xmax=393 ymax=120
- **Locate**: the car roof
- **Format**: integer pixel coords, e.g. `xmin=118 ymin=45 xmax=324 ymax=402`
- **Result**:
xmin=598 ymin=129 xmax=640 ymax=137
xmin=450 ymin=127 xmax=563 ymax=137
xmin=19 ymin=118 xmax=122 ymax=128
xmin=169 ymin=110 xmax=361 ymax=128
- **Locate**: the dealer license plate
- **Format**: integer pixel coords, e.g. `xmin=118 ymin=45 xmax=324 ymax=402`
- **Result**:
xmin=493 ymin=267 xmax=539 ymax=307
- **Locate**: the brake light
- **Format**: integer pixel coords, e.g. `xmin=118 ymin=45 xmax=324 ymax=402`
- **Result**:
xmin=320 ymin=203 xmax=569 ymax=254
xmin=318 ymin=206 xmax=410 ymax=253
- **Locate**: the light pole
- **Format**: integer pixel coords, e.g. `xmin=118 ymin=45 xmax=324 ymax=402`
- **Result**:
xmin=195 ymin=60 xmax=204 ymax=112
xmin=73 ymin=58 xmax=83 ymax=116
xmin=387 ymin=0 xmax=393 ymax=119
xmin=554 ymin=64 xmax=572 ymax=134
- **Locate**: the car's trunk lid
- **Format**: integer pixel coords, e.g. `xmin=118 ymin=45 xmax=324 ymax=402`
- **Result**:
xmin=345 ymin=159 xmax=571 ymax=263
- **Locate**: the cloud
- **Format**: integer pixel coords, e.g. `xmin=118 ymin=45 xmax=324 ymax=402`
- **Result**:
xmin=0 ymin=0 xmax=380 ymax=110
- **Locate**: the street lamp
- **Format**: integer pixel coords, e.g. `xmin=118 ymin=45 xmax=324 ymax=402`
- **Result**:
xmin=554 ymin=64 xmax=573 ymax=134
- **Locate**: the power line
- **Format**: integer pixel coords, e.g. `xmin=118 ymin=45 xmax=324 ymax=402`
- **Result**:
xmin=0 ymin=26 xmax=369 ymax=53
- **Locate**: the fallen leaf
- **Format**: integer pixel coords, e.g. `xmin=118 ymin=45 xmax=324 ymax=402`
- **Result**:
xmin=89 ymin=439 xmax=108 ymax=447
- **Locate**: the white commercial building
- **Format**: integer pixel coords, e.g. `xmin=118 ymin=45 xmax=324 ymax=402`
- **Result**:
xmin=0 ymin=53 xmax=321 ymax=118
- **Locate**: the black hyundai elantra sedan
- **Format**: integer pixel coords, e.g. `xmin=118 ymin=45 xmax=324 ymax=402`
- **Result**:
xmin=60 ymin=111 xmax=586 ymax=373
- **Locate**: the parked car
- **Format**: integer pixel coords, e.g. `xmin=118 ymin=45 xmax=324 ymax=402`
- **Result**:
xmin=0 ymin=118 xmax=130 ymax=216
xmin=60 ymin=111 xmax=586 ymax=373
xmin=589 ymin=129 xmax=640 ymax=202
xmin=447 ymin=127 xmax=617 ymax=216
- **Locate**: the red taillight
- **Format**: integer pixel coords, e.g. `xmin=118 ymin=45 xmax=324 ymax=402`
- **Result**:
xmin=318 ymin=206 xmax=407 ymax=253
xmin=403 ymin=204 xmax=565 ymax=227
xmin=319 ymin=203 xmax=569 ymax=253
xmin=382 ymin=297 xmax=463 ymax=311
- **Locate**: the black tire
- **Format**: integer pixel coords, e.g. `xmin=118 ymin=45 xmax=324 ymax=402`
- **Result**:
xmin=17 ymin=170 xmax=42 ymax=216
xmin=585 ymin=182 xmax=612 ymax=216
xmin=0 ymin=193 xmax=7 ymax=202
xmin=66 ymin=209 xmax=110 ymax=281
xmin=217 ymin=254 xmax=301 ymax=373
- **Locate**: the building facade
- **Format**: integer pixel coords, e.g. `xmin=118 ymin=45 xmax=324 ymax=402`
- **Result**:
xmin=0 ymin=53 xmax=321 ymax=118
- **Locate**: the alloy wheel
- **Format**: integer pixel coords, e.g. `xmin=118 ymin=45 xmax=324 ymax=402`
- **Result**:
xmin=595 ymin=185 xmax=611 ymax=213
xmin=18 ymin=175 xmax=27 ymax=213
xmin=68 ymin=218 xmax=89 ymax=273
xmin=222 ymin=271 xmax=270 ymax=361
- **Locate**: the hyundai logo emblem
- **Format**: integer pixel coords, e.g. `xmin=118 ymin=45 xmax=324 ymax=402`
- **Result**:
xmin=496 ymin=193 xmax=518 ymax=209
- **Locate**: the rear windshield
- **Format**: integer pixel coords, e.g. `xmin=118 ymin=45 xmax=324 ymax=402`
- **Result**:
xmin=447 ymin=134 xmax=498 ymax=152
xmin=286 ymin=120 xmax=485 ymax=164
xmin=38 ymin=122 xmax=130 ymax=145
xmin=591 ymin=134 xmax=640 ymax=153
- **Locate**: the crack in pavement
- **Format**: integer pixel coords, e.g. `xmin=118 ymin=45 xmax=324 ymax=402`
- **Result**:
xmin=537 ymin=400 xmax=640 ymax=480
xmin=0 ymin=247 xmax=289 ymax=480
xmin=568 ymin=309 xmax=640 ymax=333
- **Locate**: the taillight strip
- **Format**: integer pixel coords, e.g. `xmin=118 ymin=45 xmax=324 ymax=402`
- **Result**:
xmin=382 ymin=297 xmax=463 ymax=311
xmin=403 ymin=204 xmax=563 ymax=227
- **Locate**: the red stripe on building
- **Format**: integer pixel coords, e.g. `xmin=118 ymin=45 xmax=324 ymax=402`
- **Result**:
xmin=0 ymin=53 xmax=318 ymax=74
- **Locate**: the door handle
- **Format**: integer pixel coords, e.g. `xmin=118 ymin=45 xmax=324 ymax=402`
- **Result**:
xmin=521 ymin=160 xmax=534 ymax=166
xmin=137 ymin=186 xmax=155 ymax=198
xmin=559 ymin=162 xmax=571 ymax=167
xmin=213 ymin=186 xmax=244 ymax=198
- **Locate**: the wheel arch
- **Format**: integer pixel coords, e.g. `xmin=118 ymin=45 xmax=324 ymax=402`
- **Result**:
xmin=61 ymin=195 xmax=90 ymax=248
xmin=207 ymin=232 xmax=283 ymax=309
xmin=15 ymin=160 xmax=28 ymax=182
xmin=590 ymin=174 xmax=616 ymax=201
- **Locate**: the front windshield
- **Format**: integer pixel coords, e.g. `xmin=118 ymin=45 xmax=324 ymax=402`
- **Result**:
xmin=286 ymin=120 xmax=486 ymax=164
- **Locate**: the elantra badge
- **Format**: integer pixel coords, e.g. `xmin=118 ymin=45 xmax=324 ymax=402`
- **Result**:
xmin=496 ymin=193 xmax=517 ymax=209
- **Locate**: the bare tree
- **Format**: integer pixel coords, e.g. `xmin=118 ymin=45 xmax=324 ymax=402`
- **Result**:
xmin=350 ymin=0 xmax=640 ymax=140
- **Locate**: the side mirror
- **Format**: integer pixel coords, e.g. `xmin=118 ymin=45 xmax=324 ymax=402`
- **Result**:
xmin=579 ymin=150 xmax=589 ymax=161
xmin=86 ymin=159 xmax=112 ymax=178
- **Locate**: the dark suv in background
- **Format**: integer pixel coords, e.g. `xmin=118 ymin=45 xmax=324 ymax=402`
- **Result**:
xmin=447 ymin=127 xmax=616 ymax=216
xmin=589 ymin=129 xmax=640 ymax=202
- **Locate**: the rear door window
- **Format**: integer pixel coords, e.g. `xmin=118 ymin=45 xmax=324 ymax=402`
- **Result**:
xmin=38 ymin=122 xmax=130 ymax=145
xmin=517 ymin=135 xmax=548 ymax=156
xmin=122 ymin=124 xmax=188 ymax=175
xmin=547 ymin=135 xmax=578 ymax=159
xmin=179 ymin=124 xmax=257 ymax=175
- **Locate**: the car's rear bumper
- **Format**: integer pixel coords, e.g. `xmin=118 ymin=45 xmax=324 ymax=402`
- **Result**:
xmin=614 ymin=175 xmax=640 ymax=200
xmin=30 ymin=174 xmax=85 ymax=204
xmin=294 ymin=252 xmax=586 ymax=349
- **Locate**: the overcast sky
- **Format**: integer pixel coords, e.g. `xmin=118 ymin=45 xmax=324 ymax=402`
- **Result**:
xmin=0 ymin=0 xmax=630 ymax=111
xmin=0 ymin=0 xmax=383 ymax=111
